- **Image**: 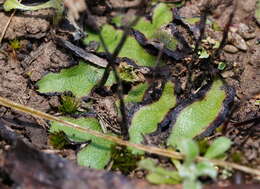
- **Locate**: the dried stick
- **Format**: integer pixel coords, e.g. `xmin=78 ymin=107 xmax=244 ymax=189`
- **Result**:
xmin=0 ymin=96 xmax=260 ymax=176
xmin=0 ymin=10 xmax=17 ymax=45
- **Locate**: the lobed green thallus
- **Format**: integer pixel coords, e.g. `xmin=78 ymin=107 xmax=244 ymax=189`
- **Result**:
xmin=129 ymin=81 xmax=177 ymax=154
xmin=4 ymin=0 xmax=64 ymax=24
xmin=129 ymin=79 xmax=232 ymax=153
xmin=51 ymin=117 xmax=114 ymax=169
xmin=34 ymin=2 xmax=234 ymax=168
xmin=167 ymin=79 xmax=230 ymax=146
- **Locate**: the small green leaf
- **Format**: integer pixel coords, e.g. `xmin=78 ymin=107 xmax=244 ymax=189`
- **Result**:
xmin=37 ymin=62 xmax=115 ymax=97
xmin=85 ymin=25 xmax=157 ymax=67
xmin=177 ymin=139 xmax=199 ymax=163
xmin=217 ymin=62 xmax=226 ymax=70
xmin=4 ymin=0 xmax=62 ymax=12
xmin=77 ymin=139 xmax=112 ymax=169
xmin=134 ymin=3 xmax=173 ymax=39
xmin=205 ymin=137 xmax=232 ymax=159
xmin=198 ymin=48 xmax=209 ymax=58
xmin=129 ymin=81 xmax=177 ymax=154
xmin=139 ymin=159 xmax=181 ymax=184
xmin=196 ymin=161 xmax=217 ymax=179
xmin=50 ymin=117 xmax=114 ymax=169
xmin=146 ymin=172 xmax=180 ymax=185
xmin=183 ymin=180 xmax=202 ymax=189
xmin=167 ymin=79 xmax=233 ymax=147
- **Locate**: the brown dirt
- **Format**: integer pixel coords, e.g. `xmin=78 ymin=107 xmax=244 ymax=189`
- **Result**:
xmin=0 ymin=0 xmax=259 ymax=188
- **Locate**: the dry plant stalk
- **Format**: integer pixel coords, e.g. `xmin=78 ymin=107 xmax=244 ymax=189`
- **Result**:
xmin=0 ymin=96 xmax=260 ymax=177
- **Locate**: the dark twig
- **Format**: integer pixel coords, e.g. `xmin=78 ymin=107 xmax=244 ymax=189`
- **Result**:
xmin=96 ymin=0 xmax=148 ymax=139
xmin=212 ymin=0 xmax=237 ymax=59
xmin=193 ymin=5 xmax=209 ymax=55
xmin=186 ymin=2 xmax=210 ymax=92
xmin=153 ymin=44 xmax=164 ymax=80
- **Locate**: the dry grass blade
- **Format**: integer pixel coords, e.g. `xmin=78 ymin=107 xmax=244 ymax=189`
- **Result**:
xmin=0 ymin=96 xmax=260 ymax=177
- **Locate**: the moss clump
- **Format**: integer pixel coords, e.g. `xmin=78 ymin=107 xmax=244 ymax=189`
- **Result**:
xmin=58 ymin=93 xmax=80 ymax=114
xmin=49 ymin=131 xmax=70 ymax=149
xmin=111 ymin=146 xmax=141 ymax=174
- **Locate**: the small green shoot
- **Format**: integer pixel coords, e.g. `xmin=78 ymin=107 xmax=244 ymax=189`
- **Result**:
xmin=174 ymin=137 xmax=232 ymax=189
xmin=139 ymin=158 xmax=182 ymax=184
xmin=117 ymin=62 xmax=143 ymax=82
xmin=198 ymin=47 xmax=209 ymax=58
xmin=58 ymin=94 xmax=80 ymax=114
xmin=111 ymin=146 xmax=141 ymax=174
xmin=204 ymin=137 xmax=232 ymax=159
xmin=9 ymin=39 xmax=21 ymax=50
xmin=140 ymin=137 xmax=232 ymax=188
xmin=49 ymin=131 xmax=70 ymax=149
xmin=217 ymin=62 xmax=226 ymax=71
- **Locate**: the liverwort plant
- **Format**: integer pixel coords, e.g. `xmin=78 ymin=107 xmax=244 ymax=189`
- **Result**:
xmin=3 ymin=0 xmax=64 ymax=24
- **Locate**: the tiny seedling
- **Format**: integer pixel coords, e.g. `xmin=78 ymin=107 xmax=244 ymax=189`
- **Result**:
xmin=139 ymin=137 xmax=232 ymax=189
xmin=9 ymin=39 xmax=21 ymax=50
xmin=58 ymin=93 xmax=80 ymax=114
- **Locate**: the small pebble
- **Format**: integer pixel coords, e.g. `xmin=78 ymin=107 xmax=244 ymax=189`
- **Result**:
xmin=224 ymin=45 xmax=239 ymax=54
xmin=221 ymin=70 xmax=234 ymax=78
xmin=228 ymin=31 xmax=248 ymax=51
xmin=237 ymin=23 xmax=256 ymax=40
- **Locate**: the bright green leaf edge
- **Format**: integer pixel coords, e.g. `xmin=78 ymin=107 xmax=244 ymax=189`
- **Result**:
xmin=84 ymin=3 xmax=173 ymax=67
xmin=205 ymin=136 xmax=232 ymax=159
xmin=133 ymin=3 xmax=173 ymax=39
xmin=85 ymin=24 xmax=157 ymax=67
xmin=50 ymin=117 xmax=114 ymax=169
xmin=129 ymin=81 xmax=177 ymax=154
xmin=37 ymin=62 xmax=115 ymax=97
xmin=167 ymin=79 xmax=228 ymax=147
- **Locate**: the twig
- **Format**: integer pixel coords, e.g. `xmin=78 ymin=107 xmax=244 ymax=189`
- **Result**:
xmin=0 ymin=0 xmax=24 ymax=45
xmin=212 ymin=0 xmax=237 ymax=59
xmin=96 ymin=0 xmax=147 ymax=139
xmin=0 ymin=96 xmax=260 ymax=176
xmin=0 ymin=10 xmax=16 ymax=45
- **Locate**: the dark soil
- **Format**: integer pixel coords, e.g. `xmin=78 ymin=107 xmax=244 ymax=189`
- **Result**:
xmin=0 ymin=0 xmax=259 ymax=188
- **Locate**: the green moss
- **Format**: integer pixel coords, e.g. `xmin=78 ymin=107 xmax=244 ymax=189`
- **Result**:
xmin=49 ymin=131 xmax=70 ymax=149
xmin=111 ymin=146 xmax=141 ymax=174
xmin=58 ymin=94 xmax=80 ymax=114
xmin=9 ymin=39 xmax=21 ymax=50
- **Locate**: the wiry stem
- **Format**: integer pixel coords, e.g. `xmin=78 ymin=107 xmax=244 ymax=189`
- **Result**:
xmin=96 ymin=0 xmax=147 ymax=139
xmin=0 ymin=96 xmax=260 ymax=176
